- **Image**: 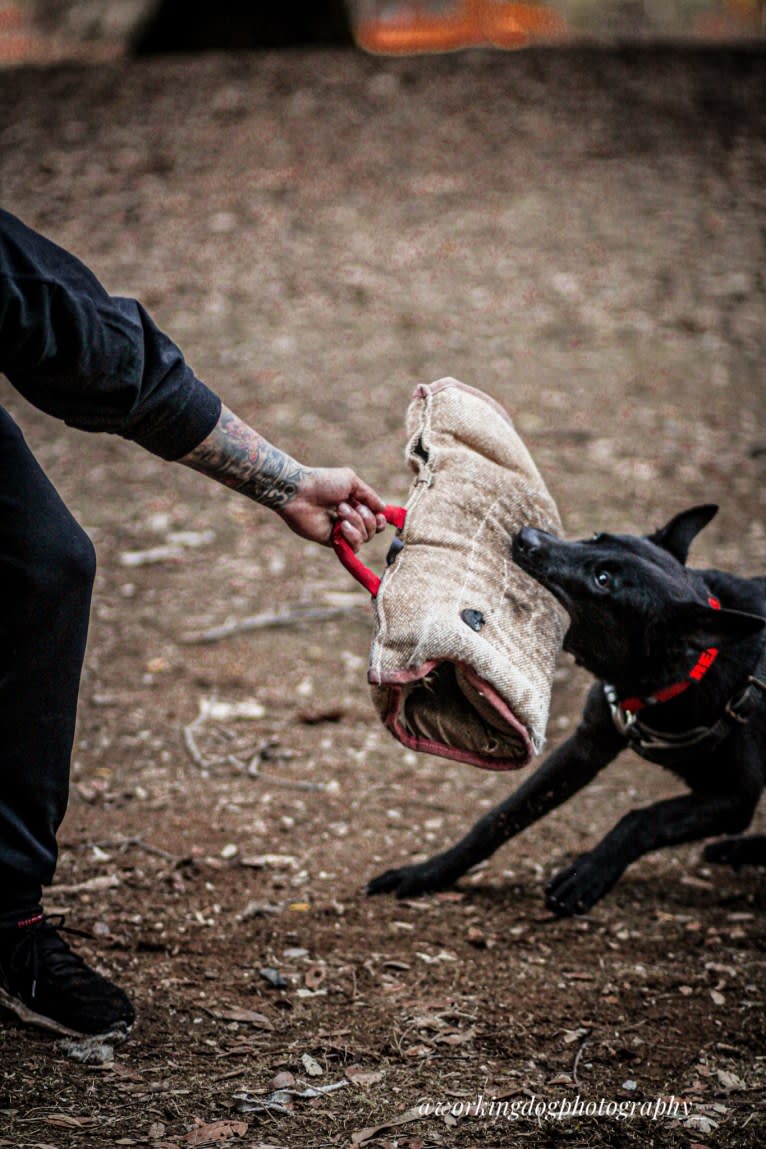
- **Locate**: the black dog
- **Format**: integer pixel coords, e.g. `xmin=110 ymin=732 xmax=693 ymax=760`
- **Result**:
xmin=368 ymin=505 xmax=766 ymax=915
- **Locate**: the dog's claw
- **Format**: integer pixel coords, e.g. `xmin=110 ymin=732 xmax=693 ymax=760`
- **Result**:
xmin=545 ymin=852 xmax=616 ymax=916
xmin=367 ymin=861 xmax=453 ymax=899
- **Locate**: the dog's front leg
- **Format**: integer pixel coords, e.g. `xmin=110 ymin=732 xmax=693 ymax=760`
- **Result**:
xmin=704 ymin=833 xmax=766 ymax=867
xmin=367 ymin=684 xmax=624 ymax=899
xmin=546 ymin=785 xmax=760 ymax=917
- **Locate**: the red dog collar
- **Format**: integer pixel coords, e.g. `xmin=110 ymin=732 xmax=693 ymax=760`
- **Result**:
xmin=620 ymin=596 xmax=721 ymax=714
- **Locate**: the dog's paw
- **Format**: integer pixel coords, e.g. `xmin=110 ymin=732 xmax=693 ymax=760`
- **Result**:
xmin=545 ymin=853 xmax=615 ymax=917
xmin=367 ymin=860 xmax=452 ymax=899
xmin=703 ymin=835 xmax=766 ymax=869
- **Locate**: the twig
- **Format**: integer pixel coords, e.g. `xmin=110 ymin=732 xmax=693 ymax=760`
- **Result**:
xmin=572 ymin=1035 xmax=590 ymax=1085
xmin=73 ymin=837 xmax=178 ymax=861
xmin=180 ymin=604 xmax=361 ymax=645
xmin=182 ymin=704 xmax=327 ymax=791
xmin=183 ymin=708 xmax=215 ymax=768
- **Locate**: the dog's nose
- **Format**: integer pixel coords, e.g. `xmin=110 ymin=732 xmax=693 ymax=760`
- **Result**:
xmin=514 ymin=526 xmax=544 ymax=555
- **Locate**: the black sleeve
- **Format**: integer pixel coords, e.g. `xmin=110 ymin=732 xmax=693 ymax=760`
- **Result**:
xmin=0 ymin=210 xmax=222 ymax=460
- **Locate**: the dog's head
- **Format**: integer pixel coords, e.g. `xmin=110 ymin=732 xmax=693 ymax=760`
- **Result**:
xmin=512 ymin=504 xmax=764 ymax=688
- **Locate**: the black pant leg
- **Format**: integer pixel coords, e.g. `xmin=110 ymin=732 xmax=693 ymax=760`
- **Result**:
xmin=0 ymin=407 xmax=95 ymax=915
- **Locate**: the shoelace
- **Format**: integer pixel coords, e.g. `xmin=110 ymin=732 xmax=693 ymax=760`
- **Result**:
xmin=6 ymin=915 xmax=94 ymax=1002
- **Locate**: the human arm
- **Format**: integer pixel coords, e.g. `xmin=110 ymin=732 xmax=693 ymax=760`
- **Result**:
xmin=0 ymin=209 xmax=221 ymax=459
xmin=0 ymin=211 xmax=385 ymax=548
xmin=179 ymin=404 xmax=386 ymax=549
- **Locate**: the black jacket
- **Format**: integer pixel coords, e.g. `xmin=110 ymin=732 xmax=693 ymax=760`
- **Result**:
xmin=0 ymin=210 xmax=221 ymax=460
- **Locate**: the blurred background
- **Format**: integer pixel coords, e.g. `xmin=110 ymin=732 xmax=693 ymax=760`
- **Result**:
xmin=1 ymin=1 xmax=766 ymax=1145
xmin=0 ymin=0 xmax=763 ymax=65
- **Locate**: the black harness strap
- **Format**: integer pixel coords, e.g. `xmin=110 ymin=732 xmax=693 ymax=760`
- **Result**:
xmin=605 ymin=640 xmax=766 ymax=766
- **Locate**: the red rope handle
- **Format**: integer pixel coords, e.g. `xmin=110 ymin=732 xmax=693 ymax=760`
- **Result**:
xmin=332 ymin=504 xmax=406 ymax=597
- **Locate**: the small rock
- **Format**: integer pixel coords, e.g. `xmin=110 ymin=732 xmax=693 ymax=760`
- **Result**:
xmin=270 ymin=1070 xmax=296 ymax=1090
xmin=260 ymin=967 xmax=288 ymax=989
xmin=301 ymin=1052 xmax=323 ymax=1077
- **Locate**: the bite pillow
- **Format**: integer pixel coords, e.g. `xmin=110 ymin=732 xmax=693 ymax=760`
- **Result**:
xmin=367 ymin=377 xmax=566 ymax=770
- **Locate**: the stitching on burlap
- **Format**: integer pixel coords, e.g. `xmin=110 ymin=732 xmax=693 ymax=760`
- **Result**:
xmin=455 ymin=493 xmax=506 ymax=611
xmin=499 ymin=554 xmax=511 ymax=602
xmin=372 ymin=387 xmax=434 ymax=684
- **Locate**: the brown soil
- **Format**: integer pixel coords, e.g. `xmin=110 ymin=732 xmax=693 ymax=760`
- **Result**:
xmin=1 ymin=45 xmax=765 ymax=1149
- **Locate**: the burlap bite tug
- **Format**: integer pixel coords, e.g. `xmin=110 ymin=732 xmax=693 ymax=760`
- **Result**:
xmin=355 ymin=377 xmax=566 ymax=771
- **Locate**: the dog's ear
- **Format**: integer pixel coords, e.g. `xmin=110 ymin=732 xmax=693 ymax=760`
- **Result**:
xmin=648 ymin=504 xmax=718 ymax=564
xmin=675 ymin=602 xmax=765 ymax=651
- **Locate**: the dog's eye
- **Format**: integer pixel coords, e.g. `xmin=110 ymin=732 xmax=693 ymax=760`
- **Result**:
xmin=594 ymin=568 xmax=612 ymax=589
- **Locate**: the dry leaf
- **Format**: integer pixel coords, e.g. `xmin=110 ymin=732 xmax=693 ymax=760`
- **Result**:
xmin=351 ymin=1107 xmax=424 ymax=1145
xmin=183 ymin=1120 xmax=248 ymax=1145
xmin=684 ymin=1115 xmax=719 ymax=1135
xmin=44 ymin=1115 xmax=98 ymax=1129
xmin=345 ymin=1067 xmax=385 ymax=1087
xmin=715 ymin=1069 xmax=747 ymax=1091
xmin=562 ymin=1027 xmax=589 ymax=1044
xmin=214 ymin=1008 xmax=274 ymax=1030
xmin=433 ymin=1027 xmax=476 ymax=1046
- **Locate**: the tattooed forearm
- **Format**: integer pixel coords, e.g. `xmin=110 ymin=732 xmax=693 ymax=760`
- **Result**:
xmin=180 ymin=406 xmax=308 ymax=510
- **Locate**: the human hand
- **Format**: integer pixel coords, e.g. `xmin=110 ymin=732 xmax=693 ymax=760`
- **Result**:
xmin=277 ymin=466 xmax=387 ymax=550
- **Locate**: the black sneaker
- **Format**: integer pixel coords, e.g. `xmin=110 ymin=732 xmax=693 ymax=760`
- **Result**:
xmin=0 ymin=914 xmax=134 ymax=1038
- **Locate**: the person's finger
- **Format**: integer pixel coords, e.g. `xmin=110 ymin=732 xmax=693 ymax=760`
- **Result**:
xmin=353 ymin=501 xmax=379 ymax=540
xmin=337 ymin=501 xmax=369 ymax=542
xmin=340 ymin=518 xmax=364 ymax=552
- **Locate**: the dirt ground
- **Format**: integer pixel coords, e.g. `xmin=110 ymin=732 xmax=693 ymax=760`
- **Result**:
xmin=1 ymin=45 xmax=766 ymax=1149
